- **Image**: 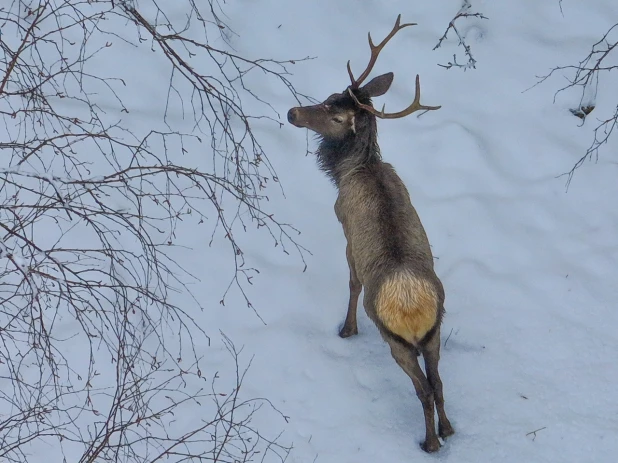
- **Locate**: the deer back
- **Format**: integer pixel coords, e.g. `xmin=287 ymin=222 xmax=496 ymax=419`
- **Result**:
xmin=334 ymin=159 xmax=437 ymax=287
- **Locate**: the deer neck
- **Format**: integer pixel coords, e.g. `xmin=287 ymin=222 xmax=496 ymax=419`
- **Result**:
xmin=317 ymin=129 xmax=381 ymax=186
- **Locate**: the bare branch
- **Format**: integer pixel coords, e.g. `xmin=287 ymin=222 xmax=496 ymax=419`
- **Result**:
xmin=530 ymin=20 xmax=618 ymax=188
xmin=1 ymin=0 xmax=303 ymax=460
xmin=434 ymin=0 xmax=488 ymax=71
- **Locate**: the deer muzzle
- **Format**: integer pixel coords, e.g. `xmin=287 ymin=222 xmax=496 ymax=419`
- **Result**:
xmin=287 ymin=107 xmax=303 ymax=127
xmin=287 ymin=105 xmax=324 ymax=129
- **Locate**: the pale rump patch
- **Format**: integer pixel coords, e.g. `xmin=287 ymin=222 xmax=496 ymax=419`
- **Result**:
xmin=375 ymin=272 xmax=438 ymax=345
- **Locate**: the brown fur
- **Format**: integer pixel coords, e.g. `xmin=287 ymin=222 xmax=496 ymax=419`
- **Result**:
xmin=333 ymin=161 xmax=442 ymax=346
xmin=287 ymin=25 xmax=454 ymax=452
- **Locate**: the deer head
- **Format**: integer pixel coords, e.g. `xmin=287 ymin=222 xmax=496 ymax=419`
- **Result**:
xmin=287 ymin=14 xmax=441 ymax=141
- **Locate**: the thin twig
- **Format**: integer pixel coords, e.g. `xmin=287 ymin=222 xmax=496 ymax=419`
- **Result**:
xmin=526 ymin=426 xmax=547 ymax=441
xmin=434 ymin=1 xmax=488 ymax=71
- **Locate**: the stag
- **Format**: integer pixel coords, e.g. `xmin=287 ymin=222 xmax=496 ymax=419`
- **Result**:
xmin=287 ymin=15 xmax=454 ymax=452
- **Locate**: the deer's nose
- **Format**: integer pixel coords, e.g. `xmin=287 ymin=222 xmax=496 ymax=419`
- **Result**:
xmin=287 ymin=108 xmax=298 ymax=124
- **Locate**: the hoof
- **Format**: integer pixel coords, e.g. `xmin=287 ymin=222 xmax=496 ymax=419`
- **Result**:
xmin=439 ymin=422 xmax=455 ymax=439
xmin=420 ymin=438 xmax=441 ymax=453
xmin=338 ymin=325 xmax=358 ymax=338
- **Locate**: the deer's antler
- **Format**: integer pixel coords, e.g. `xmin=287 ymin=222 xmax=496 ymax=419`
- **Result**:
xmin=347 ymin=14 xmax=417 ymax=89
xmin=348 ymin=74 xmax=441 ymax=119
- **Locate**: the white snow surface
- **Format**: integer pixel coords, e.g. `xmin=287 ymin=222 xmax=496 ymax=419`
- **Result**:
xmin=5 ymin=0 xmax=618 ymax=461
xmin=203 ymin=1 xmax=618 ymax=461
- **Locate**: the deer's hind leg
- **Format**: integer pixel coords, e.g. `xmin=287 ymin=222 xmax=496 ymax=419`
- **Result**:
xmin=383 ymin=333 xmax=441 ymax=453
xmin=421 ymin=326 xmax=454 ymax=439
xmin=339 ymin=243 xmax=361 ymax=338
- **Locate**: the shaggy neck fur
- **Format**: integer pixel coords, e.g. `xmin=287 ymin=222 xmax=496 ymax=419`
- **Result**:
xmin=316 ymin=111 xmax=381 ymax=185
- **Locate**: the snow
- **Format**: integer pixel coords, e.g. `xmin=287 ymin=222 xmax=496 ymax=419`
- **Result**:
xmin=185 ymin=0 xmax=618 ymax=460
xmin=3 ymin=0 xmax=618 ymax=462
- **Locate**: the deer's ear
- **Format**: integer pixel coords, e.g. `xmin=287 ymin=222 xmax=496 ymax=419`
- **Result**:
xmin=361 ymin=72 xmax=394 ymax=97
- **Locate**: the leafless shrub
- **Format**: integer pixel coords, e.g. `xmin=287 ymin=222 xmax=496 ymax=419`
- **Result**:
xmin=1 ymin=0 xmax=309 ymax=460
xmin=434 ymin=0 xmax=488 ymax=70
xmin=6 ymin=328 xmax=291 ymax=462
xmin=533 ymin=22 xmax=618 ymax=187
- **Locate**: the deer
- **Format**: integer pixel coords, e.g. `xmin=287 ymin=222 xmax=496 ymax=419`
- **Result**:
xmin=287 ymin=15 xmax=454 ymax=453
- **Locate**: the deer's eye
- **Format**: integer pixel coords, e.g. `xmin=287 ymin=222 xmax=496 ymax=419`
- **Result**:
xmin=332 ymin=116 xmax=344 ymax=124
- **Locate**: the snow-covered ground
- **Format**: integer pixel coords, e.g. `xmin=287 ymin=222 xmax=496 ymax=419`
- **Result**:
xmin=203 ymin=1 xmax=618 ymax=461
xmin=3 ymin=0 xmax=618 ymax=462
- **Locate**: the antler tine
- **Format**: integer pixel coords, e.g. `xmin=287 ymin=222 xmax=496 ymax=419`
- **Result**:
xmin=348 ymin=14 xmax=417 ymax=88
xmin=347 ymin=75 xmax=441 ymax=119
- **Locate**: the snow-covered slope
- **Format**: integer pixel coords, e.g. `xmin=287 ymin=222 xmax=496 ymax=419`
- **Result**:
xmin=193 ymin=1 xmax=618 ymax=461
xmin=5 ymin=0 xmax=618 ymax=461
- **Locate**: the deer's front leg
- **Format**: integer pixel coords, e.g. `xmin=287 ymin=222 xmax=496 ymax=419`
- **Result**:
xmin=339 ymin=243 xmax=361 ymax=338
